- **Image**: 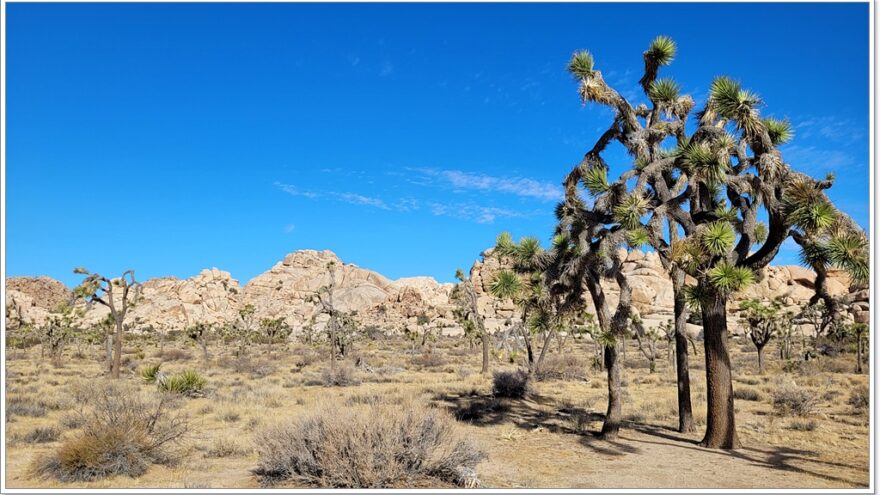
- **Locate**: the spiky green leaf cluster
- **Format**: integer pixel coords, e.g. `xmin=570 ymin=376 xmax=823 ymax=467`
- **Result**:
xmin=626 ymin=228 xmax=650 ymax=248
xmin=582 ymin=166 xmax=610 ymax=195
xmin=754 ymin=222 xmax=768 ymax=245
xmin=490 ymin=270 xmax=522 ymax=300
xmin=645 ymin=36 xmax=676 ymax=66
xmin=568 ymin=50 xmax=595 ymax=80
xmin=679 ymin=142 xmax=728 ymax=185
xmin=495 ymin=232 xmax=516 ymax=256
xmin=613 ymin=194 xmax=649 ymax=230
xmin=648 ymin=77 xmax=680 ymax=104
xmin=707 ymin=263 xmax=754 ymax=294
xmin=763 ymin=117 xmax=794 ymax=145
xmin=701 ymin=221 xmax=736 ymax=256
xmin=709 ymin=76 xmax=763 ymax=137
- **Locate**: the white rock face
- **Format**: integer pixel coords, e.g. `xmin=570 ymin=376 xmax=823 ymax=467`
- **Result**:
xmin=4 ymin=248 xmax=866 ymax=337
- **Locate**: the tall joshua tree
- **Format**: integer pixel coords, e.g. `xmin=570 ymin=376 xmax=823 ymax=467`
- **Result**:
xmin=310 ymin=261 xmax=341 ymax=371
xmin=451 ymin=267 xmax=490 ymax=374
xmin=555 ymin=36 xmax=866 ymax=448
xmin=73 ymin=268 xmax=141 ymax=379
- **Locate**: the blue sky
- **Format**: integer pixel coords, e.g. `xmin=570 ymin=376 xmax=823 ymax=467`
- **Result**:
xmin=6 ymin=3 xmax=870 ymax=287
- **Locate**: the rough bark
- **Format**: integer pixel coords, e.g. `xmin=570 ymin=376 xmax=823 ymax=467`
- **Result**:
xmin=700 ymin=291 xmax=741 ymax=449
xmin=673 ymin=271 xmax=695 ymax=433
xmin=480 ymin=331 xmax=490 ymax=374
xmin=601 ymin=344 xmax=622 ymax=439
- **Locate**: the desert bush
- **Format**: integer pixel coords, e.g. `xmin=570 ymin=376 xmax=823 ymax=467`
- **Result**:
xmin=141 ymin=363 xmax=162 ymax=383
xmin=23 ymin=426 xmax=61 ymax=443
xmin=492 ymin=370 xmax=530 ymax=399
xmin=7 ymin=395 xmax=49 ymax=418
xmin=153 ymin=349 xmax=191 ymax=361
xmin=771 ymin=380 xmax=819 ymax=416
xmin=32 ymin=381 xmax=187 ymax=481
xmin=320 ymin=363 xmax=360 ymax=387
xmin=536 ymin=355 xmax=588 ymax=381
xmin=733 ymin=388 xmax=762 ymax=401
xmin=157 ymin=369 xmax=206 ymax=397
xmin=787 ymin=419 xmax=817 ymax=431
xmin=847 ymin=385 xmax=870 ymax=412
xmin=252 ymin=401 xmax=485 ymax=488
xmin=204 ymin=437 xmax=249 ymax=458
xmin=410 ymin=352 xmax=447 ymax=368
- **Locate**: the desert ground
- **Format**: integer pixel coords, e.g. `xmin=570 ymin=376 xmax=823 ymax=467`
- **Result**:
xmin=4 ymin=333 xmax=869 ymax=489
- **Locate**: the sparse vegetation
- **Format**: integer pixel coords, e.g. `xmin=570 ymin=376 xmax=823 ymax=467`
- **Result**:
xmin=157 ymin=369 xmax=206 ymax=397
xmin=492 ymin=369 xmax=530 ymax=399
xmin=771 ymin=380 xmax=819 ymax=416
xmin=252 ymin=401 xmax=485 ymax=488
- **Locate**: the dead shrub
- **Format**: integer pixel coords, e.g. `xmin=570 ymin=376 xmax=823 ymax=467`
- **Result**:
xmin=733 ymin=387 xmax=763 ymax=401
xmin=204 ymin=437 xmax=249 ymax=458
xmin=252 ymin=401 xmax=485 ymax=488
xmin=771 ymin=380 xmax=819 ymax=416
xmin=31 ymin=381 xmax=188 ymax=481
xmin=23 ymin=426 xmax=61 ymax=444
xmin=847 ymin=385 xmax=870 ymax=412
xmin=787 ymin=419 xmax=817 ymax=431
xmin=410 ymin=352 xmax=447 ymax=369
xmin=153 ymin=349 xmax=191 ymax=361
xmin=535 ymin=355 xmax=588 ymax=381
xmin=320 ymin=363 xmax=360 ymax=387
xmin=7 ymin=395 xmax=48 ymax=418
xmin=492 ymin=370 xmax=530 ymax=399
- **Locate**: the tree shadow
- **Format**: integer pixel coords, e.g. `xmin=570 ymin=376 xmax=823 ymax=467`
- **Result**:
xmin=431 ymin=390 xmax=640 ymax=456
xmin=630 ymin=423 xmax=865 ymax=486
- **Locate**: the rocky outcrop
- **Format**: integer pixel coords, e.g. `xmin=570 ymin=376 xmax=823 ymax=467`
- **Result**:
xmin=4 ymin=248 xmax=866 ymax=337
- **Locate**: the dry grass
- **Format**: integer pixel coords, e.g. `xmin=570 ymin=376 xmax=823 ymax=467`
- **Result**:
xmin=3 ymin=335 xmax=871 ymax=489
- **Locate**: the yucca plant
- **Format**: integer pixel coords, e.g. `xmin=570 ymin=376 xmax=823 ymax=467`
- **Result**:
xmin=141 ymin=363 xmax=162 ymax=384
xmin=158 ymin=369 xmax=206 ymax=397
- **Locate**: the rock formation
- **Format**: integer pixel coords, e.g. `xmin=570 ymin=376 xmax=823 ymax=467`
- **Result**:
xmin=5 ymin=248 xmax=866 ymax=337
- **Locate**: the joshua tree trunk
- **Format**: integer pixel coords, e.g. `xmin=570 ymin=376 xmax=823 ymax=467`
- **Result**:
xmin=756 ymin=343 xmax=766 ymax=374
xmin=105 ymin=332 xmax=114 ymax=374
xmin=856 ymin=334 xmax=864 ymax=373
xmin=112 ymin=318 xmax=123 ymax=379
xmin=672 ymin=271 xmax=695 ymax=433
xmin=480 ymin=330 xmax=490 ymax=374
xmin=601 ymin=343 xmax=623 ymax=439
xmin=533 ymin=329 xmax=555 ymax=376
xmin=700 ymin=291 xmax=740 ymax=449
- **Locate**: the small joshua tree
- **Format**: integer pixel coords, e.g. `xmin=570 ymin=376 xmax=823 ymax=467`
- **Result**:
xmin=40 ymin=302 xmax=82 ymax=367
xmin=186 ymin=321 xmax=215 ymax=363
xmin=851 ymin=323 xmax=868 ymax=373
xmin=632 ymin=315 xmax=661 ymax=373
xmin=233 ymin=303 xmax=258 ymax=356
xmin=311 ymin=261 xmax=342 ymax=371
xmin=73 ymin=268 xmax=141 ymax=378
xmin=259 ymin=317 xmax=292 ymax=356
xmin=738 ymin=298 xmax=786 ymax=374
xmin=451 ymin=268 xmax=490 ymax=374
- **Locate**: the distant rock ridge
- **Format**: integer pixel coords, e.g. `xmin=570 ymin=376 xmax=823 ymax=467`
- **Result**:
xmin=4 ymin=248 xmax=867 ymax=336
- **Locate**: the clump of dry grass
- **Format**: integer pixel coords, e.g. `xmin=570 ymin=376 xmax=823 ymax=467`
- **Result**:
xmin=319 ymin=363 xmax=360 ymax=387
xmin=536 ymin=354 xmax=588 ymax=381
xmin=204 ymin=437 xmax=249 ymax=458
xmin=410 ymin=352 xmax=447 ymax=369
xmin=252 ymin=401 xmax=485 ymax=488
xmin=771 ymin=380 xmax=819 ymax=416
xmin=31 ymin=381 xmax=188 ymax=481
xmin=733 ymin=387 xmax=763 ymax=401
xmin=7 ymin=395 xmax=49 ymax=418
xmin=847 ymin=385 xmax=869 ymax=413
xmin=22 ymin=426 xmax=61 ymax=444
xmin=153 ymin=349 xmax=192 ymax=361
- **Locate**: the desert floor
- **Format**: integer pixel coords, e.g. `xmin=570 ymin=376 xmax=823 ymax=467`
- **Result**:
xmin=4 ymin=335 xmax=870 ymax=489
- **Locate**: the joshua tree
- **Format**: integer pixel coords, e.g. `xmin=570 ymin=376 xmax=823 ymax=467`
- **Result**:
xmin=311 ymin=261 xmax=341 ymax=371
xmin=73 ymin=268 xmax=141 ymax=378
xmin=334 ymin=311 xmax=359 ymax=357
xmin=39 ymin=302 xmax=82 ymax=367
xmin=451 ymin=267 xmax=490 ymax=374
xmin=632 ymin=315 xmax=660 ymax=373
xmin=851 ymin=323 xmax=868 ymax=373
xmin=186 ymin=321 xmax=214 ymax=363
xmin=259 ymin=317 xmax=292 ymax=356
xmin=489 ymin=232 xmax=547 ymax=372
xmin=555 ymin=36 xmax=867 ymax=448
xmin=738 ymin=298 xmax=787 ymax=374
xmin=233 ymin=303 xmax=258 ymax=356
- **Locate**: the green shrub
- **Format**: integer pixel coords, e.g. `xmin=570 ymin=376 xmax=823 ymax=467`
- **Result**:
xmin=157 ymin=369 xmax=206 ymax=397
xmin=141 ymin=363 xmax=162 ymax=383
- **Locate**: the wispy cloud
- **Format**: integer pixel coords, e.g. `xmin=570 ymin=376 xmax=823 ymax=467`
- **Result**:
xmin=379 ymin=61 xmax=393 ymax=77
xmin=284 ymin=224 xmax=296 ymax=234
xmin=780 ymin=144 xmax=859 ymax=175
xmin=337 ymin=192 xmax=389 ymax=210
xmin=274 ymin=181 xmax=319 ymax=199
xmin=794 ymin=116 xmax=865 ymax=145
xmin=413 ymin=168 xmax=562 ymax=202
xmin=428 ymin=202 xmax=530 ymax=224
